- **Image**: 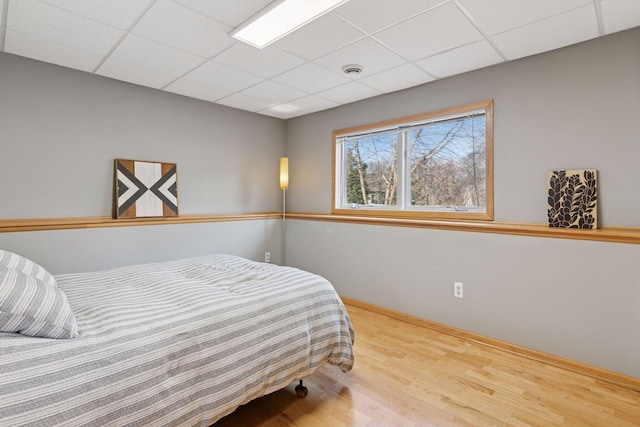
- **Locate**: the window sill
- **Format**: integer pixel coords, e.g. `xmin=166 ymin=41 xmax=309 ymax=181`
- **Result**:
xmin=332 ymin=207 xmax=493 ymax=221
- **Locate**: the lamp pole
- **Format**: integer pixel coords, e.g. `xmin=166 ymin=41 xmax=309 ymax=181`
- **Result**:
xmin=280 ymin=157 xmax=288 ymax=264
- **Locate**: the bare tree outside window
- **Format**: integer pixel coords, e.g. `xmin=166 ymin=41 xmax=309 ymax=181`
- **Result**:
xmin=409 ymin=115 xmax=486 ymax=210
xmin=345 ymin=133 xmax=398 ymax=206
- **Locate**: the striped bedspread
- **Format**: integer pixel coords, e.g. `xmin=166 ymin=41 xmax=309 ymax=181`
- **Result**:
xmin=0 ymin=254 xmax=354 ymax=426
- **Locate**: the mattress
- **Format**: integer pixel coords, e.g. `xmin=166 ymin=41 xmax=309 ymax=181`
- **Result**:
xmin=0 ymin=254 xmax=354 ymax=426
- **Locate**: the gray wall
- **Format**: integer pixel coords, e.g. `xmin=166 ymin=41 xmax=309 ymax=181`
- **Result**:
xmin=284 ymin=28 xmax=640 ymax=377
xmin=0 ymin=220 xmax=280 ymax=274
xmin=286 ymin=28 xmax=640 ymax=227
xmin=0 ymin=52 xmax=286 ymax=268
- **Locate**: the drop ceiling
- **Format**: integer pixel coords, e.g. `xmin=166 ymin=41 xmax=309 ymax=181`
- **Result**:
xmin=1 ymin=0 xmax=639 ymax=119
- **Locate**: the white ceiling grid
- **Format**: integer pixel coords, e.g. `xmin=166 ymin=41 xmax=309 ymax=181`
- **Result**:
xmin=0 ymin=0 xmax=638 ymax=119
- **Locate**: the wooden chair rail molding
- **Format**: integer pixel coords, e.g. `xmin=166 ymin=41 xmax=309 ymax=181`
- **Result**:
xmin=341 ymin=297 xmax=640 ymax=393
xmin=0 ymin=213 xmax=282 ymax=233
xmin=286 ymin=212 xmax=640 ymax=245
xmin=2 ymin=212 xmax=639 ymax=244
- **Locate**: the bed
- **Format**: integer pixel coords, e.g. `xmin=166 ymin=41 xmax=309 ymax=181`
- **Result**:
xmin=0 ymin=252 xmax=354 ymax=426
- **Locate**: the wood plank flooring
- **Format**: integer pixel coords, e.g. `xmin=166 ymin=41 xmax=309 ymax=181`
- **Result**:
xmin=214 ymin=304 xmax=640 ymax=426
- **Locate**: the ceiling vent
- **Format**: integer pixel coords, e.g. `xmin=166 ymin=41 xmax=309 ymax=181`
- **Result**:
xmin=342 ymin=64 xmax=364 ymax=76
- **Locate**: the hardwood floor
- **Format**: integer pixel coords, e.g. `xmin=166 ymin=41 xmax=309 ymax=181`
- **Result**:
xmin=214 ymin=304 xmax=640 ymax=426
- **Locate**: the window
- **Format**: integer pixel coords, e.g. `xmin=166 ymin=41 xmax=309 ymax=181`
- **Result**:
xmin=333 ymin=100 xmax=493 ymax=221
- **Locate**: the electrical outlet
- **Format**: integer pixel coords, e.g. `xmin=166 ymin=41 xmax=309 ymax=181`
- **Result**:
xmin=454 ymin=282 xmax=463 ymax=298
xmin=264 ymin=252 xmax=271 ymax=263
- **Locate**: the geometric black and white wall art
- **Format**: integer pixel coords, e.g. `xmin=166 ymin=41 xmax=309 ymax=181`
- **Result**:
xmin=114 ymin=159 xmax=178 ymax=218
xmin=547 ymin=169 xmax=597 ymax=229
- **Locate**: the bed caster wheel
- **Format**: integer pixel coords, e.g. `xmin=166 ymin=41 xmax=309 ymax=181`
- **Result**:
xmin=295 ymin=380 xmax=308 ymax=398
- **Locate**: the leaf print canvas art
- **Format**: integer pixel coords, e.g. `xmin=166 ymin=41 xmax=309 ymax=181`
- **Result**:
xmin=547 ymin=169 xmax=597 ymax=229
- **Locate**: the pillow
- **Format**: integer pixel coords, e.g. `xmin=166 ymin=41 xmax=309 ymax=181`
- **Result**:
xmin=0 ymin=249 xmax=58 ymax=287
xmin=0 ymin=266 xmax=78 ymax=339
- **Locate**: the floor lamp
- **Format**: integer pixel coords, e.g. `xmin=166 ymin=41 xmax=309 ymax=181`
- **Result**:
xmin=280 ymin=157 xmax=288 ymax=264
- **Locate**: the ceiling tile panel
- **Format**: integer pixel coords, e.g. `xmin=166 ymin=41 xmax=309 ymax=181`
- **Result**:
xmin=276 ymin=13 xmax=365 ymax=60
xmin=258 ymin=104 xmax=305 ymax=119
xmin=491 ymin=6 xmax=599 ymax=60
xmin=315 ymin=38 xmax=406 ymax=77
xmin=600 ymin=0 xmax=640 ymax=34
xmin=5 ymin=30 xmax=103 ymax=72
xmin=164 ymin=78 xmax=232 ymax=102
xmin=132 ymin=0 xmax=233 ymax=58
xmin=285 ymin=95 xmax=340 ymax=114
xmin=7 ymin=0 xmax=123 ymax=55
xmin=375 ymin=2 xmax=483 ymax=61
xmin=216 ymin=93 xmax=273 ymax=112
xmin=109 ymin=34 xmax=204 ymax=77
xmin=239 ymin=80 xmax=307 ymax=104
xmin=172 ymin=0 xmax=273 ymax=28
xmin=37 ymin=0 xmax=154 ymax=30
xmin=458 ymin=0 xmax=593 ymax=36
xmin=212 ymin=43 xmax=305 ymax=79
xmin=335 ymin=0 xmax=445 ymax=34
xmin=415 ymin=40 xmax=503 ymax=78
xmin=317 ymin=81 xmax=382 ymax=104
xmin=183 ymin=60 xmax=263 ymax=92
xmin=359 ymin=63 xmax=433 ymax=93
xmin=97 ymin=58 xmax=177 ymax=88
xmin=272 ymin=63 xmax=350 ymax=93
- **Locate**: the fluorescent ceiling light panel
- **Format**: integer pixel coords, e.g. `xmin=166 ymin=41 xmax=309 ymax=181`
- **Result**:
xmin=231 ymin=0 xmax=350 ymax=49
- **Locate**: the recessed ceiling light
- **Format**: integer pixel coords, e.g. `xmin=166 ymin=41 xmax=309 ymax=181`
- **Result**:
xmin=231 ymin=0 xmax=350 ymax=49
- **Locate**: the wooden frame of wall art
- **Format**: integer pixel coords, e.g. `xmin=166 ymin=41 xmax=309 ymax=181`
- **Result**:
xmin=547 ymin=169 xmax=597 ymax=229
xmin=114 ymin=159 xmax=178 ymax=219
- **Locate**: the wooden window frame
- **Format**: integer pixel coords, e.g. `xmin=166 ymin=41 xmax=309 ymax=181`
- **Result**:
xmin=332 ymin=100 xmax=494 ymax=221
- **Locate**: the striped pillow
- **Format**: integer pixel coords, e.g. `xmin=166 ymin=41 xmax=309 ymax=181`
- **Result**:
xmin=0 ymin=250 xmax=58 ymax=287
xmin=0 ymin=266 xmax=78 ymax=339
